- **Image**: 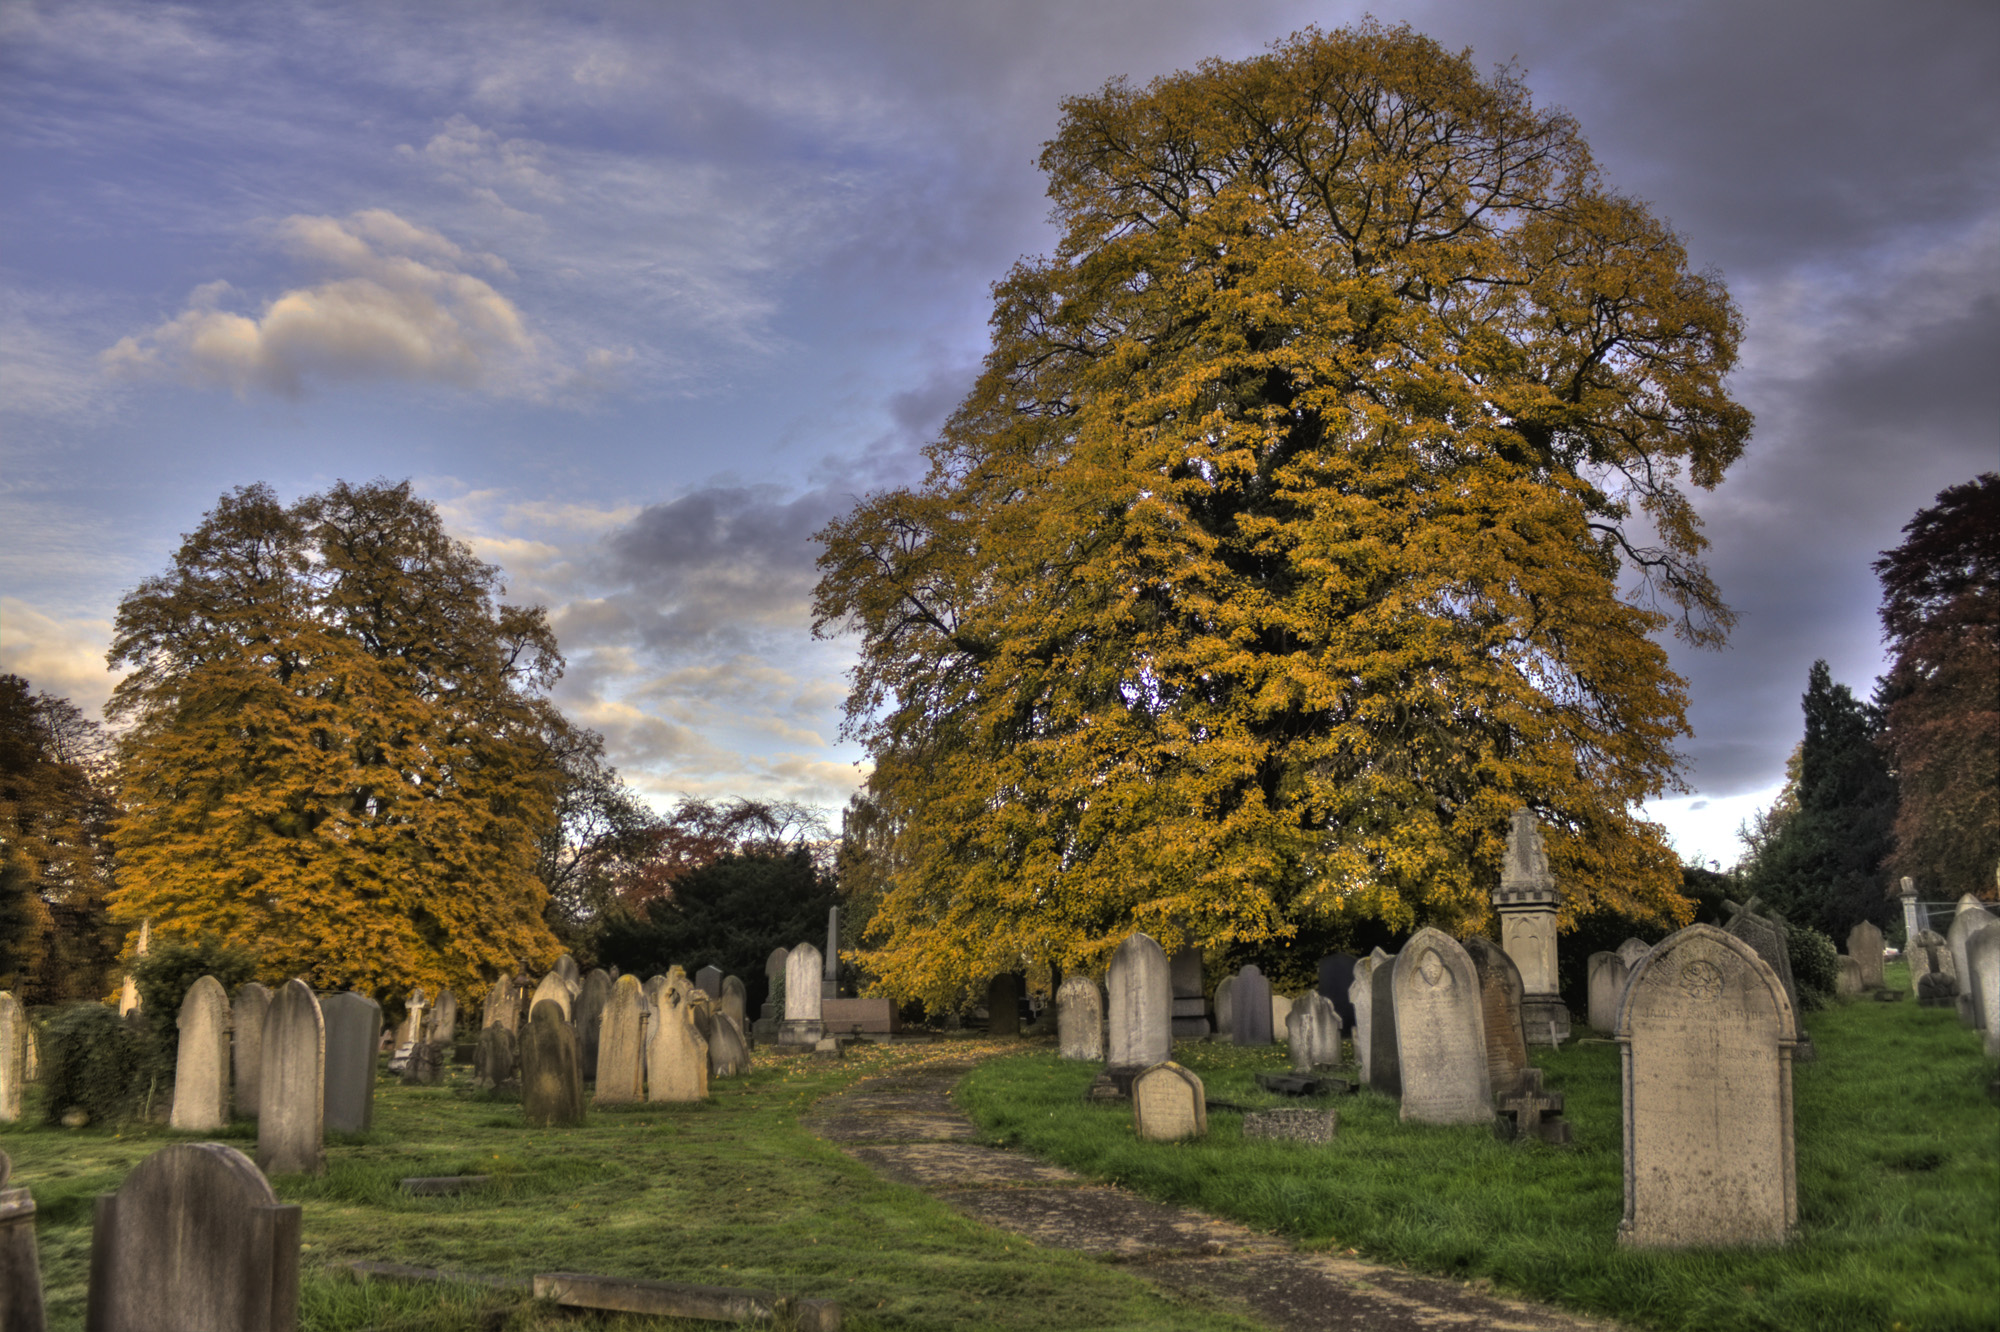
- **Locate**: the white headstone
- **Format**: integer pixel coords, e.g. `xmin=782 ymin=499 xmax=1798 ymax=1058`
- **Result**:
xmin=169 ymin=976 xmax=231 ymax=1132
xmin=1106 ymin=933 xmax=1172 ymax=1069
xmin=1392 ymin=930 xmax=1490 ymax=1125
xmin=784 ymin=945 xmax=823 ymax=1023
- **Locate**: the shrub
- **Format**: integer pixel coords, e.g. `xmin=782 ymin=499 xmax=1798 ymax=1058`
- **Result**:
xmin=129 ymin=935 xmax=260 ymax=1077
xmin=1787 ymin=921 xmax=1839 ymax=1011
xmin=39 ymin=1002 xmax=155 ymax=1126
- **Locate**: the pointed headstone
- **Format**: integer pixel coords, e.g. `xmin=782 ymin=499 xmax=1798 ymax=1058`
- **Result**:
xmin=169 ymin=976 xmax=231 ymax=1132
xmin=256 ymin=980 xmax=325 ymax=1176
xmin=1493 ymin=808 xmax=1569 ymax=1043
xmin=232 ymin=983 xmax=271 ymax=1121
xmin=1845 ymin=921 xmax=1885 ymax=989
xmin=553 ymin=953 xmax=580 ymax=986
xmin=1057 ymin=975 xmax=1104 ymax=1061
xmin=1393 ymin=930 xmax=1490 ymax=1124
xmin=1106 ymin=933 xmax=1172 ymax=1071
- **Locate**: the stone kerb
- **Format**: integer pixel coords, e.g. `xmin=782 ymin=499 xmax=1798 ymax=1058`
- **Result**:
xmin=1966 ymin=923 xmax=2000 ymax=1053
xmin=1392 ymin=930 xmax=1490 ymax=1125
xmin=0 ymin=992 xmax=26 ymax=1124
xmin=595 ymin=975 xmax=647 ymax=1106
xmin=1131 ymin=1061 xmax=1206 ymax=1142
xmin=1106 ymin=932 xmax=1172 ymax=1071
xmin=257 ymin=980 xmax=324 ymax=1176
xmin=320 ymin=992 xmax=383 ymax=1136
xmin=1615 ymin=923 xmax=1797 ymax=1248
xmin=1232 ymin=965 xmax=1274 ymax=1046
xmin=1285 ymin=991 xmax=1342 ymax=1071
xmin=233 ymin=983 xmax=271 ymax=1121
xmin=1846 ymin=921 xmax=1886 ymax=988
xmin=1586 ymin=953 xmax=1629 ymax=1032
xmin=1057 ymin=974 xmax=1104 ymax=1061
xmin=530 ymin=973 xmax=573 ymax=1023
xmin=170 ymin=975 xmax=231 ymax=1132
xmin=1463 ymin=937 xmax=1529 ymax=1096
xmin=86 ymin=1141 xmax=300 ymax=1332
xmin=647 ymin=991 xmax=710 ymax=1103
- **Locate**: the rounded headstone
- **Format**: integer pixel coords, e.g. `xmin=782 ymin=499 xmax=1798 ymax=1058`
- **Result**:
xmin=233 ymin=982 xmax=271 ymax=1120
xmin=257 ymin=980 xmax=325 ymax=1176
xmin=170 ymin=976 xmax=231 ymax=1132
xmin=1392 ymin=930 xmax=1489 ymax=1124
xmin=1106 ymin=932 xmax=1172 ymax=1069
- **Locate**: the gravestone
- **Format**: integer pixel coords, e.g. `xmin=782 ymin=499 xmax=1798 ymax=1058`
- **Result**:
xmin=399 ymin=988 xmax=427 ymax=1046
xmin=1846 ymin=921 xmax=1885 ymax=989
xmin=170 ymin=975 xmax=231 ymax=1132
xmin=1393 ymin=929 xmax=1490 ymax=1125
xmin=1231 ymin=966 xmax=1274 ymax=1045
xmin=1285 ymin=991 xmax=1342 ymax=1071
xmin=233 ymin=983 xmax=271 ymax=1121
xmin=483 ymin=975 xmax=522 ymax=1033
xmin=1586 ymin=953 xmax=1629 ymax=1032
xmin=1492 ymin=808 xmax=1570 ymax=1044
xmin=0 ymin=992 xmax=26 ymax=1124
xmin=688 ymin=994 xmax=716 ymax=1046
xmin=1362 ymin=948 xmax=1401 ymax=1096
xmin=530 ymin=973 xmax=573 ymax=1023
xmin=1908 ymin=928 xmax=1956 ymax=1005
xmin=719 ymin=975 xmax=748 ymax=1031
xmin=695 ymin=965 xmax=724 ymax=1000
xmin=1899 ymin=876 xmax=1922 ymax=945
xmin=1616 ymin=938 xmax=1653 ymax=969
xmin=319 ymin=991 xmax=382 ymax=1135
xmin=1131 ymin=1062 xmax=1206 ymax=1142
xmin=709 ymin=1012 xmax=751 ymax=1077
xmin=1967 ymin=923 xmax=2000 ymax=1053
xmin=823 ymin=905 xmax=843 ymax=1000
xmin=665 ymin=966 xmax=694 ymax=1005
xmin=1242 ymin=1107 xmax=1338 ymax=1144
xmin=985 ymin=973 xmax=1021 ymax=1036
xmin=575 ymin=970 xmax=612 ymax=1082
xmin=553 ymin=953 xmax=580 ymax=987
xmin=85 ymin=1142 xmax=300 ymax=1332
xmin=1724 ymin=900 xmax=1814 ymax=1062
xmin=1057 ymin=974 xmax=1104 ymax=1061
xmin=521 ymin=1001 xmax=585 ymax=1128
xmin=594 ymin=975 xmax=647 ymax=1105
xmin=1316 ymin=954 xmax=1357 ymax=1033
xmin=763 ymin=947 xmax=789 ymax=1019
xmin=256 ymin=980 xmax=324 ymax=1176
xmin=1835 ymin=956 xmax=1865 ymax=996
xmin=1494 ymin=1067 xmax=1572 ymax=1145
xmin=1269 ymin=992 xmax=1294 ymax=1037
xmin=1106 ymin=932 xmax=1172 ymax=1072
xmin=400 ymin=1040 xmax=445 ymax=1085
xmin=1617 ymin=923 xmax=1796 ymax=1247
xmin=1 ymin=1149 xmax=48 ymax=1331
xmin=1213 ymin=974 xmax=1237 ymax=1040
xmin=474 ymin=1023 xmax=518 ymax=1091
xmin=1464 ymin=937 xmax=1530 ymax=1095
xmin=1169 ymin=946 xmax=1210 ymax=1039
xmin=425 ymin=988 xmax=458 ymax=1046
xmin=647 ymin=991 xmax=710 ymax=1102
xmin=782 ymin=943 xmax=824 ymax=1045
xmin=1947 ymin=903 xmax=1996 ymax=1028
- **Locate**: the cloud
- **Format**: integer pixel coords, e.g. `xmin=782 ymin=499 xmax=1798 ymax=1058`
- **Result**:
xmin=0 ymin=599 xmax=123 ymax=720
xmin=100 ymin=210 xmax=538 ymax=398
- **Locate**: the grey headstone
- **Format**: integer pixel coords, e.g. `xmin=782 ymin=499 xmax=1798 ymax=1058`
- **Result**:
xmin=1616 ymin=923 xmax=1797 ymax=1248
xmin=1846 ymin=921 xmax=1885 ymax=989
xmin=646 ymin=991 xmax=709 ymax=1102
xmin=474 ymin=1023 xmax=517 ymax=1091
xmin=1213 ymin=974 xmax=1237 ymax=1039
xmin=232 ymin=983 xmax=271 ymax=1121
xmin=695 ymin=966 xmax=724 ymax=1000
xmin=1967 ymin=922 xmax=2000 ymax=1051
xmin=398 ymin=988 xmax=427 ymax=1046
xmin=85 ymin=1142 xmax=300 ymax=1332
xmin=1131 ymin=1061 xmax=1205 ymax=1141
xmin=1316 ymin=954 xmax=1357 ymax=1033
xmin=1057 ymin=975 xmax=1104 ymax=1061
xmin=575 ymin=970 xmax=612 ymax=1081
xmin=1587 ymin=953 xmax=1629 ymax=1032
xmin=823 ymin=906 xmax=842 ymax=999
xmin=1463 ymin=937 xmax=1529 ymax=1096
xmin=319 ymin=992 xmax=382 ymax=1135
xmin=593 ymin=975 xmax=647 ymax=1105
xmin=1285 ymin=991 xmax=1342 ymax=1071
xmin=482 ymin=975 xmax=522 ymax=1033
xmin=399 ymin=1042 xmax=445 ymax=1085
xmin=1834 ymin=956 xmax=1865 ymax=996
xmin=0 ymin=993 xmax=26 ymax=1124
xmin=1947 ymin=904 xmax=1996 ymax=1025
xmin=784 ymin=945 xmax=823 ymax=1024
xmin=256 ymin=981 xmax=324 ymax=1176
xmin=0 ymin=1148 xmax=48 ymax=1331
xmin=1168 ymin=947 xmax=1210 ymax=1039
xmin=1363 ymin=948 xmax=1401 ymax=1096
xmin=170 ymin=976 xmax=231 ymax=1132
xmin=1106 ymin=932 xmax=1172 ymax=1070
xmin=425 ymin=988 xmax=458 ymax=1047
xmin=521 ymin=1002 xmax=585 ymax=1127
xmin=1616 ymin=938 xmax=1652 ymax=969
xmin=1231 ymin=966 xmax=1273 ymax=1046
xmin=1724 ymin=902 xmax=1812 ymax=1059
xmin=719 ymin=975 xmax=748 ymax=1030
xmin=530 ymin=973 xmax=572 ymax=1023
xmin=984 ymin=974 xmax=1020 ymax=1036
xmin=1908 ymin=928 xmax=1954 ymax=996
xmin=1393 ymin=930 xmax=1490 ymax=1124
xmin=708 ymin=1012 xmax=751 ymax=1078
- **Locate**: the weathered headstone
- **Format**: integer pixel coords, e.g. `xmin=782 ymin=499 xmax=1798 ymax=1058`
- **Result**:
xmin=695 ymin=965 xmax=724 ymax=1000
xmin=762 ymin=947 xmax=789 ymax=1020
xmin=1316 ymin=954 xmax=1357 ymax=1034
xmin=665 ymin=966 xmax=694 ymax=1005
xmin=256 ymin=981 xmax=324 ymax=1176
xmin=320 ymin=991 xmax=382 ymax=1135
xmin=530 ymin=973 xmax=573 ymax=1023
xmin=594 ymin=975 xmax=647 ymax=1105
xmin=0 ymin=993 xmax=26 ymax=1124
xmin=1492 ymin=808 xmax=1570 ymax=1044
xmin=1947 ymin=903 xmax=1996 ymax=1028
xmin=1131 ymin=1061 xmax=1206 ymax=1141
xmin=1057 ymin=974 xmax=1104 ymax=1061
xmin=85 ymin=1142 xmax=300 ymax=1332
xmin=1363 ymin=948 xmax=1401 ymax=1096
xmin=399 ymin=1041 xmax=445 ymax=1085
xmin=1106 ymin=932 xmax=1172 ymax=1071
xmin=0 ymin=1149 xmax=48 ymax=1331
xmin=474 ymin=1023 xmax=518 ymax=1091
xmin=1393 ymin=929 xmax=1490 ymax=1125
xmin=985 ymin=973 xmax=1021 ymax=1037
xmin=1586 ymin=953 xmax=1629 ymax=1032
xmin=1213 ymin=974 xmax=1237 ymax=1040
xmin=718 ymin=975 xmax=748 ymax=1031
xmin=1616 ymin=923 xmax=1797 ymax=1248
xmin=1724 ymin=900 xmax=1814 ymax=1062
xmin=709 ymin=1012 xmax=751 ymax=1078
xmin=521 ymin=1001 xmax=585 ymax=1127
xmin=1846 ymin=921 xmax=1886 ymax=989
xmin=170 ymin=975 xmax=231 ymax=1132
xmin=1616 ymin=938 xmax=1652 ymax=970
xmin=1169 ymin=946 xmax=1210 ymax=1038
xmin=1967 ymin=922 xmax=2000 ymax=1052
xmin=1285 ymin=991 xmax=1342 ymax=1071
xmin=1898 ymin=876 xmax=1922 ymax=946
xmin=553 ymin=953 xmax=580 ymax=987
xmin=1231 ymin=966 xmax=1273 ymax=1046
xmin=647 ymin=991 xmax=710 ymax=1102
xmin=575 ymin=970 xmax=612 ymax=1082
xmin=1908 ymin=928 xmax=1956 ymax=1004
xmin=1269 ymin=992 xmax=1294 ymax=1037
xmin=1834 ymin=956 xmax=1865 ymax=996
xmin=483 ymin=975 xmax=522 ymax=1033
xmin=398 ymin=988 xmax=427 ymax=1046
xmin=782 ymin=943 xmax=824 ymax=1045
xmin=426 ymin=988 xmax=458 ymax=1046
xmin=1494 ymin=1067 xmax=1572 ymax=1145
xmin=232 ymin=983 xmax=271 ymax=1121
xmin=1463 ymin=937 xmax=1529 ymax=1095
xmin=688 ymin=993 xmax=716 ymax=1047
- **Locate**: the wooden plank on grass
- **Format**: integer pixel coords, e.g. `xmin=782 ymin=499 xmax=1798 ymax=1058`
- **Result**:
xmin=533 ymin=1271 xmax=841 ymax=1330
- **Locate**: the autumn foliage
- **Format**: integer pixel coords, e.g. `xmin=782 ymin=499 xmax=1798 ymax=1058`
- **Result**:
xmin=814 ymin=24 xmax=1749 ymax=1006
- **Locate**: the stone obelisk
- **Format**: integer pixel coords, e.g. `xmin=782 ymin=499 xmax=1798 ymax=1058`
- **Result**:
xmin=1493 ymin=809 xmax=1570 ymax=1045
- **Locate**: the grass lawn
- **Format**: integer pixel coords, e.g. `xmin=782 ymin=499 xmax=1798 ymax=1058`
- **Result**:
xmin=956 ymin=961 xmax=2000 ymax=1332
xmin=4 ymin=1038 xmax=1260 ymax=1332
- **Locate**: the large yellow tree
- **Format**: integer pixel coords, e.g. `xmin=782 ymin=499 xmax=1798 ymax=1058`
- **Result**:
xmin=109 ymin=480 xmax=563 ymax=998
xmin=814 ymin=24 xmax=1751 ymax=1007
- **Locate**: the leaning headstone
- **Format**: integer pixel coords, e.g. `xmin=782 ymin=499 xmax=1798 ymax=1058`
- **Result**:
xmin=1492 ymin=808 xmax=1570 ymax=1044
xmin=1131 ymin=1061 xmax=1206 ymax=1142
xmin=170 ymin=975 xmax=231 ymax=1132
xmin=1834 ymin=956 xmax=1865 ymax=996
xmin=1316 ymin=953 xmax=1357 ymax=1033
xmin=594 ymin=975 xmax=647 ymax=1105
xmin=1586 ymin=953 xmax=1629 ymax=1032
xmin=1393 ymin=929 xmax=1490 ymax=1124
xmin=553 ymin=953 xmax=580 ymax=987
xmin=1106 ymin=932 xmax=1173 ymax=1072
xmin=1463 ymin=937 xmax=1530 ymax=1096
xmin=1616 ymin=923 xmax=1797 ymax=1247
xmin=0 ymin=1149 xmax=49 ymax=1330
xmin=1908 ymin=928 xmax=1954 ymax=999
xmin=1213 ymin=974 xmax=1237 ymax=1040
xmin=647 ymin=992 xmax=710 ymax=1102
xmin=718 ymin=975 xmax=748 ymax=1031
xmin=696 ymin=965 xmax=724 ymax=1002
xmin=521 ymin=1001 xmax=585 ymax=1128
xmin=709 ymin=1012 xmax=751 ymax=1078
xmin=233 ymin=983 xmax=271 ymax=1121
xmin=1725 ymin=900 xmax=1814 ymax=1061
xmin=85 ymin=1142 xmax=300 ymax=1332
xmin=1057 ymin=975 xmax=1104 ymax=1061
xmin=1846 ymin=921 xmax=1885 ymax=989
xmin=530 ymin=973 xmax=573 ymax=1023
xmin=985 ymin=973 xmax=1021 ymax=1036
xmin=782 ymin=943 xmax=824 ymax=1045
xmin=1285 ymin=991 xmax=1342 ymax=1071
xmin=1363 ymin=948 xmax=1401 ymax=1096
xmin=1231 ymin=966 xmax=1273 ymax=1046
xmin=483 ymin=975 xmax=522 ymax=1033
xmin=320 ymin=991 xmax=383 ymax=1135
xmin=0 ymin=993 xmax=26 ymax=1124
xmin=1967 ymin=923 xmax=2000 ymax=1052
xmin=257 ymin=980 xmax=324 ymax=1176
xmin=575 ymin=970 xmax=612 ymax=1082
xmin=474 ymin=1023 xmax=518 ymax=1091
xmin=425 ymin=988 xmax=458 ymax=1046
xmin=1947 ymin=903 xmax=1996 ymax=1028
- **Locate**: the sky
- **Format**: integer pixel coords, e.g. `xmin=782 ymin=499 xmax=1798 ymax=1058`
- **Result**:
xmin=3 ymin=0 xmax=1995 ymax=870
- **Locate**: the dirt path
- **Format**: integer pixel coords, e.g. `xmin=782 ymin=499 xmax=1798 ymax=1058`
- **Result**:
xmin=807 ymin=1061 xmax=1620 ymax=1332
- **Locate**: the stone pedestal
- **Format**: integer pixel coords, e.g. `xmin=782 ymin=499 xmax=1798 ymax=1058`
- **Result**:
xmin=1493 ymin=808 xmax=1571 ymax=1045
xmin=778 ymin=1019 xmax=823 ymax=1046
xmin=1899 ymin=878 xmax=1921 ymax=947
xmin=1168 ymin=948 xmax=1210 ymax=1039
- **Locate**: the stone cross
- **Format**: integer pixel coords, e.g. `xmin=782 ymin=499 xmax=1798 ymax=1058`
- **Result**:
xmin=232 ymin=983 xmax=271 ymax=1121
xmin=256 ymin=980 xmax=324 ymax=1176
xmin=1106 ymin=932 xmax=1172 ymax=1071
xmin=1392 ymin=930 xmax=1490 ymax=1124
xmin=0 ymin=1149 xmax=48 ymax=1332
xmin=400 ymin=988 xmax=427 ymax=1046
xmin=1492 ymin=809 xmax=1570 ymax=1044
xmin=0 ymin=993 xmax=26 ymax=1124
xmin=594 ymin=975 xmax=647 ymax=1105
xmin=1131 ymin=1061 xmax=1206 ymax=1141
xmin=521 ymin=1000 xmax=586 ymax=1127
xmin=1616 ymin=923 xmax=1796 ymax=1248
xmin=1057 ymin=974 xmax=1104 ymax=1061
xmin=1494 ymin=1067 xmax=1572 ymax=1145
xmin=319 ymin=992 xmax=382 ymax=1135
xmin=85 ymin=1142 xmax=300 ymax=1332
xmin=169 ymin=976 xmax=231 ymax=1132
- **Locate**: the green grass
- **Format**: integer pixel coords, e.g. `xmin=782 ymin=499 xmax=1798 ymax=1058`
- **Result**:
xmin=956 ymin=962 xmax=2000 ymax=1332
xmin=4 ymin=1040 xmax=1260 ymax=1332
